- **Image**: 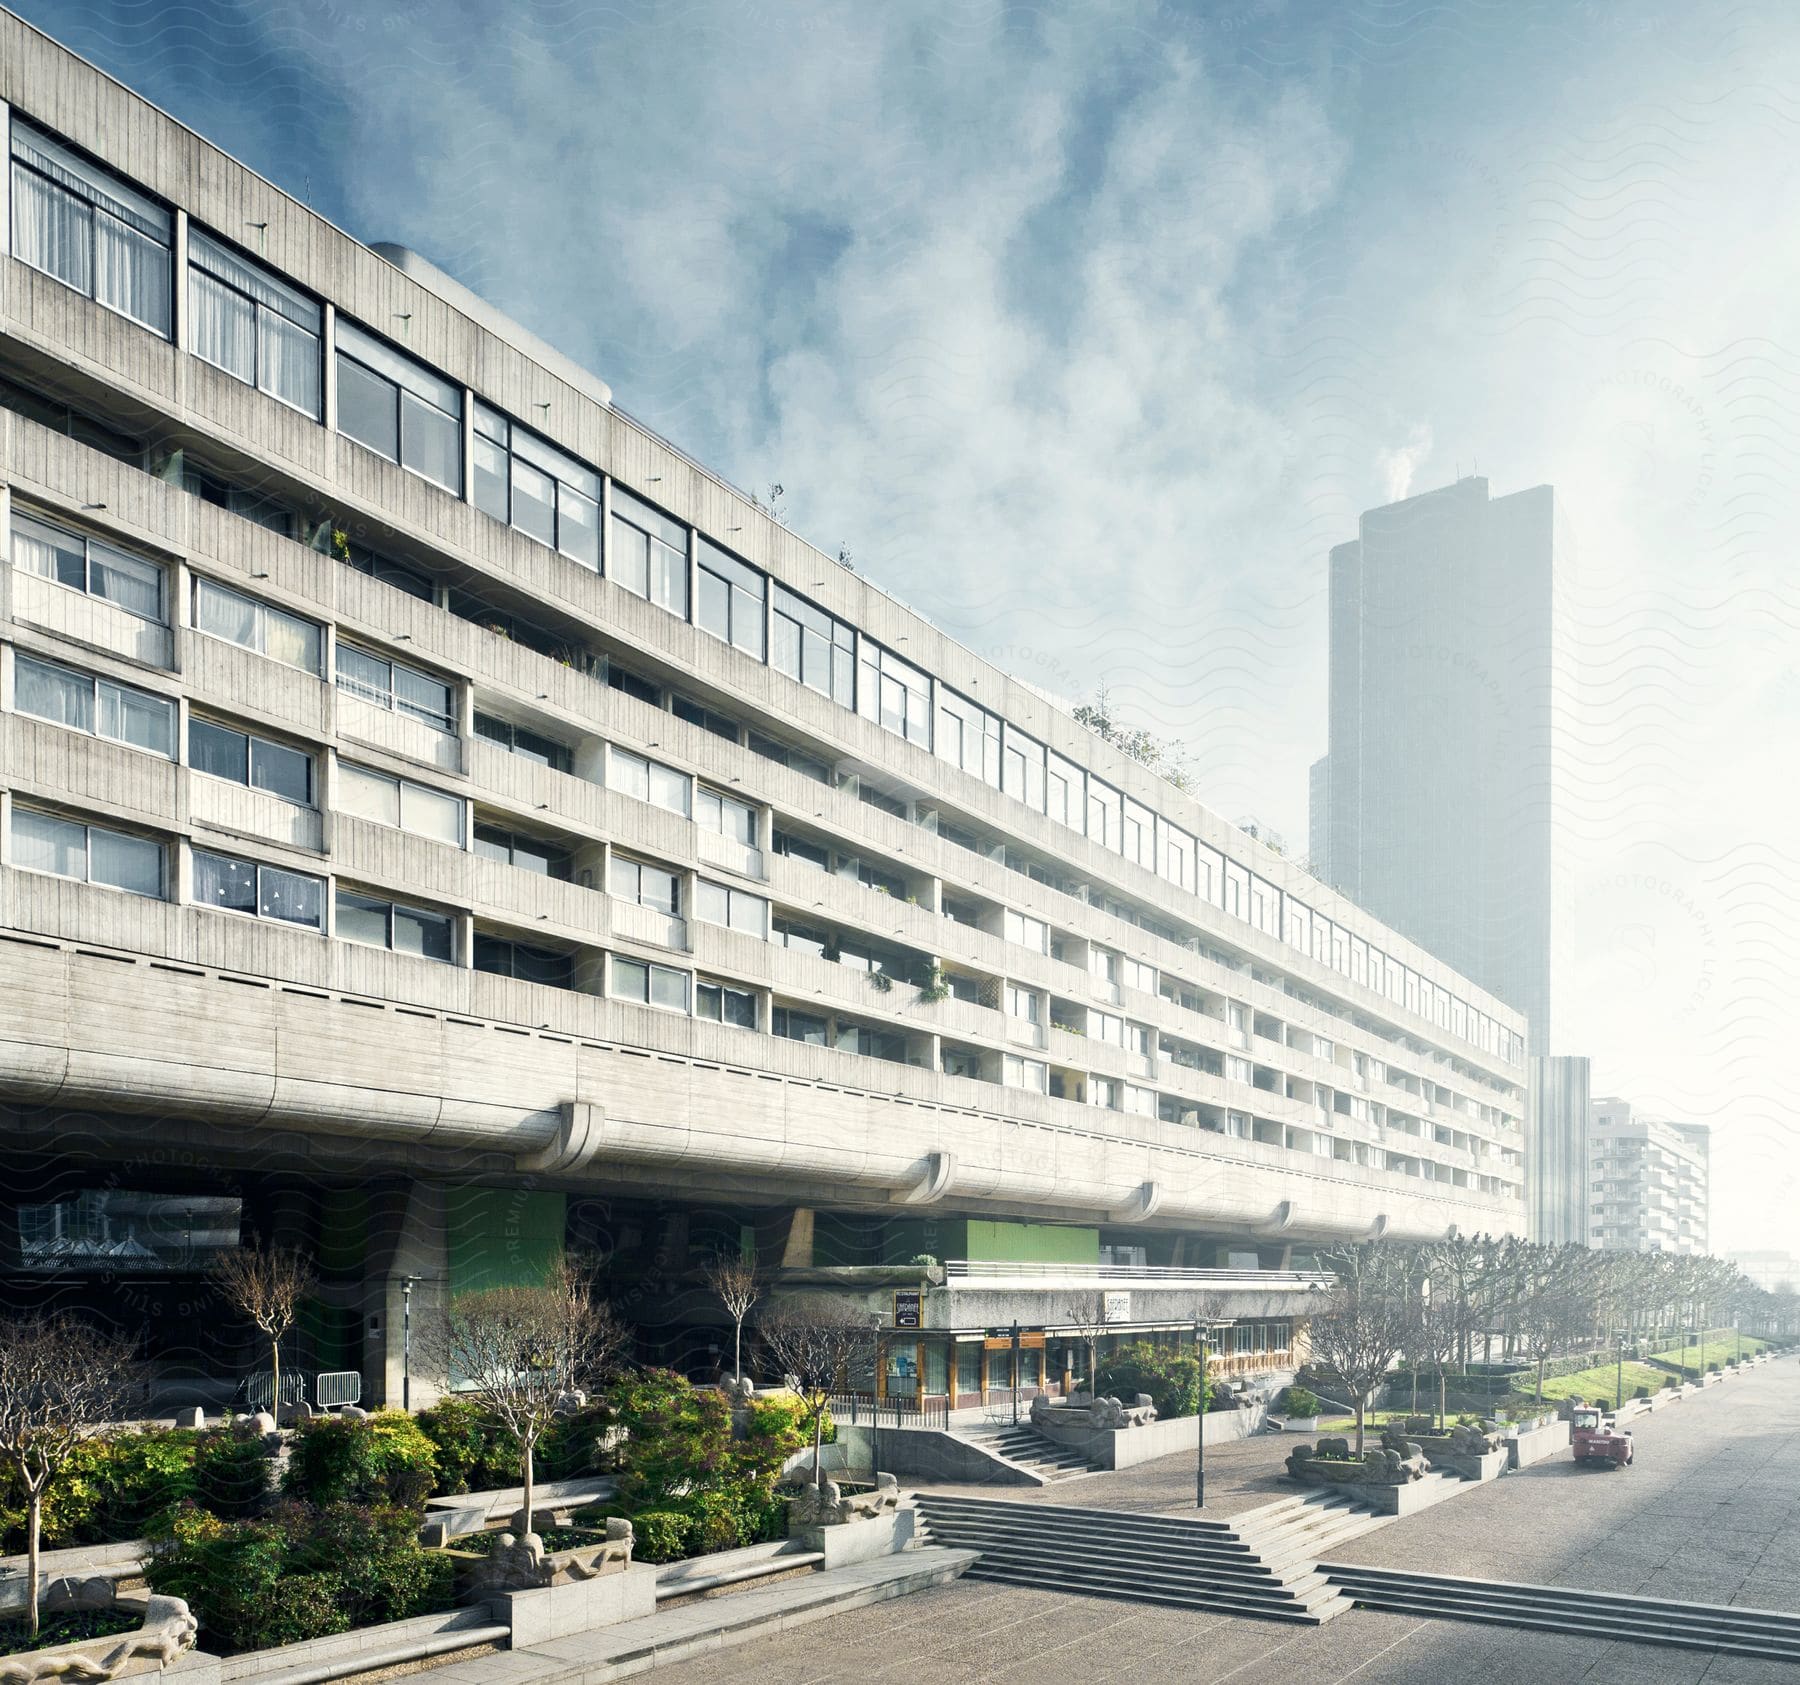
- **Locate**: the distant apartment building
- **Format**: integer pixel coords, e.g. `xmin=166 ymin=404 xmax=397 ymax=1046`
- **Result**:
xmin=0 ymin=17 xmax=1531 ymax=1407
xmin=1530 ymin=1055 xmax=1590 ymax=1246
xmin=1588 ymin=1098 xmax=1711 ymax=1255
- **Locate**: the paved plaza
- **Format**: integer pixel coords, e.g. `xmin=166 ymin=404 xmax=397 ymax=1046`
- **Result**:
xmin=623 ymin=1359 xmax=1799 ymax=1684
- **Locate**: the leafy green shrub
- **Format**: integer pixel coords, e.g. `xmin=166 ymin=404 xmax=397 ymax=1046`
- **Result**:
xmin=283 ymin=1413 xmax=438 ymax=1510
xmin=1096 ymin=1341 xmax=1204 ymax=1418
xmin=1282 ymin=1386 xmax=1322 ymax=1419
xmin=147 ymin=1501 xmax=451 ymax=1654
xmin=414 ymin=1397 xmax=520 ymax=1495
xmin=190 ymin=1431 xmax=273 ymax=1521
xmin=609 ymin=1370 xmax=734 ymax=1513
xmin=1 ymin=1430 xmax=201 ymax=1551
xmin=628 ymin=1510 xmax=695 ymax=1564
xmin=537 ymin=1402 xmax=615 ymax=1483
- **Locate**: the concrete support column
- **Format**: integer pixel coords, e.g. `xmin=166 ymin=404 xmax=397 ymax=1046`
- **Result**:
xmin=658 ymin=1209 xmax=691 ymax=1274
xmin=361 ymin=1181 xmax=450 ymax=1411
xmin=779 ymin=1207 xmax=816 ymax=1269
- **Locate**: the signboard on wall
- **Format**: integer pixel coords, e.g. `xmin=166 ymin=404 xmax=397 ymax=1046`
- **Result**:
xmin=893 ymin=1289 xmax=923 ymax=1330
xmin=1104 ymin=1290 xmax=1131 ymax=1322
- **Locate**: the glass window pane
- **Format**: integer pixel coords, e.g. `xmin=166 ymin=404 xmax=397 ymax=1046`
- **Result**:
xmin=259 ymin=310 xmax=321 ymax=417
xmin=559 ymin=489 xmax=600 ymax=569
xmin=694 ymin=880 xmax=728 ymax=926
xmin=509 ymin=455 xmax=556 ymax=546
xmin=336 ymin=356 xmax=398 ymax=460
xmin=610 ymin=518 xmax=650 ymax=597
xmin=400 ymin=781 xmax=463 ymax=844
xmin=335 ymin=645 xmax=391 ymax=705
xmin=195 ymin=579 xmax=257 ymax=648
xmin=98 ymin=680 xmax=174 ymax=756
xmin=262 ymin=605 xmax=323 ymax=675
xmin=733 ymin=587 xmax=764 ymax=658
xmin=473 ymin=433 xmax=509 ymax=521
xmin=88 ymin=542 xmax=162 ymax=620
xmin=649 ymin=763 xmax=690 ymax=816
xmin=259 ymin=865 xmax=323 ymax=929
xmin=10 ymin=807 xmax=86 ymax=878
xmin=15 ymin=656 xmax=93 ymax=732
xmin=653 ymin=538 xmax=688 ymax=616
xmin=249 ymin=738 xmax=312 ymax=805
xmin=335 ymin=890 xmax=390 ymax=947
xmin=729 ymin=895 xmax=767 ymax=938
xmin=772 ymin=613 xmax=801 ymax=680
xmin=650 ymin=966 xmax=688 ymax=1011
xmin=11 ymin=515 xmax=87 ymax=589
xmin=93 ymin=212 xmax=171 ymax=334
xmin=394 ymin=665 xmax=453 ymax=729
xmin=697 ymin=568 xmax=730 ymax=641
xmin=609 ymin=749 xmax=650 ymax=802
xmin=393 ymin=904 xmax=453 ymax=962
xmin=193 ymin=848 xmax=256 ymax=912
xmin=613 ymin=957 xmax=648 ymax=1002
xmin=189 ymin=267 xmax=256 ymax=385
xmin=188 ymin=718 xmax=249 ymax=784
xmin=336 ymin=763 xmax=401 ymax=827
xmin=88 ymin=826 xmax=161 ymax=896
xmin=12 ymin=166 xmax=93 ymax=295
xmin=400 ymin=391 xmax=461 ymax=491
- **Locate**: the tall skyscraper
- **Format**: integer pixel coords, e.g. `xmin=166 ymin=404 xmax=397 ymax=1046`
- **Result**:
xmin=1317 ymin=477 xmax=1555 ymax=1049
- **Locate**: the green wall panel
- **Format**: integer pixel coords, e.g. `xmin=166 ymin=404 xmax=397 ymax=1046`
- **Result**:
xmin=446 ymin=1188 xmax=566 ymax=1294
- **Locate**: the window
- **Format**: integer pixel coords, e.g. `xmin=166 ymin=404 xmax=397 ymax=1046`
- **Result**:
xmin=610 ymin=955 xmax=688 ymax=1011
xmin=12 ymin=653 xmax=174 ymax=757
xmin=696 ymin=539 xmax=766 ymax=658
xmin=772 ymin=830 xmax=830 ymax=872
xmin=1003 ymin=1054 xmax=1048 ymax=1093
xmin=9 ymin=805 xmax=162 ymax=896
xmin=1005 ymin=984 xmax=1040 ymax=1023
xmin=1002 ymin=725 xmax=1046 ymax=809
xmin=609 ymin=855 xmax=681 ymax=917
xmin=471 ymin=403 xmax=602 ymax=568
xmin=334 ymin=320 xmax=462 ymax=491
xmin=1089 ymin=1077 xmax=1120 ymax=1110
xmin=335 ymin=889 xmax=454 ymax=962
xmin=607 ymin=747 xmax=690 ymax=816
xmin=674 ymin=695 xmax=739 ymax=742
xmin=1120 ymin=957 xmax=1156 ymax=994
xmin=693 ymin=878 xmax=769 ymax=938
xmin=771 ymin=585 xmax=855 ymax=704
xmin=1123 ymin=797 xmax=1156 ymax=870
xmin=187 ymin=229 xmax=321 ymax=416
xmin=188 ymin=718 xmax=313 ymax=805
xmin=856 ymin=640 xmax=930 ymax=746
xmin=335 ymin=645 xmax=455 ymax=731
xmin=1123 ymin=1084 xmax=1157 ymax=1117
xmin=749 ymin=731 xmax=833 ymax=784
xmin=695 ymin=787 xmax=757 ymax=847
xmin=192 ymin=848 xmax=323 ymax=929
xmin=771 ymin=918 xmax=830 ymax=959
xmin=1046 ymin=752 xmax=1084 ymax=832
xmin=772 ymin=1006 xmax=828 ymax=1044
xmin=193 ymin=578 xmax=323 ymax=674
xmin=836 ymin=1022 xmax=906 ymax=1061
xmin=607 ymin=662 xmax=660 ymax=706
xmin=337 ymin=763 xmax=464 ymax=844
xmin=10 ymin=121 xmax=170 ymax=334
xmin=472 ymin=712 xmax=572 ymax=774
xmin=1087 ymin=780 xmax=1122 ymax=852
xmin=11 ymin=511 xmax=163 ymax=621
xmin=936 ymin=688 xmax=1000 ymax=785
xmin=1163 ymin=823 xmax=1195 ymax=894
xmin=697 ymin=978 xmax=757 ymax=1027
xmin=609 ymin=486 xmax=689 ymax=616
xmin=473 ymin=823 xmax=572 ymax=879
xmin=473 ymin=935 xmax=574 ymax=989
xmin=1003 ymin=909 xmax=1048 ymax=953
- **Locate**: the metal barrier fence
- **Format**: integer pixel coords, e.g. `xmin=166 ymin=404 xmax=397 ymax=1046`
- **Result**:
xmin=826 ymin=1391 xmax=950 ymax=1431
xmin=315 ymin=1370 xmax=363 ymax=1408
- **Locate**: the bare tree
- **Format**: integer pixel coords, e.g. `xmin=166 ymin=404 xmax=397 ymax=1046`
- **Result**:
xmin=212 ymin=1239 xmax=315 ymax=1413
xmin=757 ymin=1296 xmax=869 ymax=1488
xmin=431 ymin=1274 xmax=623 ymax=1534
xmin=1064 ymin=1290 xmax=1111 ymax=1400
xmin=1308 ymin=1242 xmax=1414 ymax=1453
xmin=548 ymin=1250 xmax=633 ymax=1389
xmin=703 ymin=1251 xmax=764 ymax=1385
xmin=0 ymin=1315 xmax=138 ymax=1637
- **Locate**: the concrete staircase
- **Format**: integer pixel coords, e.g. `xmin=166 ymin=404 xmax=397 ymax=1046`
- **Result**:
xmin=912 ymin=1491 xmax=1368 ymax=1624
xmin=1319 ymin=1564 xmax=1800 ymax=1661
xmin=958 ymin=1421 xmax=1099 ymax=1482
xmin=1229 ymin=1489 xmax=1394 ymax=1572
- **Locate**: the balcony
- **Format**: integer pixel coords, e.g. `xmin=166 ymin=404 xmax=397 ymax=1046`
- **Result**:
xmin=611 ymin=899 xmax=688 ymax=952
xmin=11 ymin=571 xmax=172 ymax=669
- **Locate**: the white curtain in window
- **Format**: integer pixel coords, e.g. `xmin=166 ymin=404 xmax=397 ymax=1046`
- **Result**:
xmin=259 ymin=310 xmax=321 ymax=416
xmin=14 ymin=657 xmax=92 ymax=731
xmin=189 ymin=267 xmax=256 ymax=384
xmin=11 ymin=809 xmax=86 ymax=878
xmin=88 ymin=544 xmax=163 ymax=620
xmin=11 ymin=167 xmax=90 ymax=292
xmin=87 ymin=828 xmax=162 ymax=897
xmin=94 ymin=212 xmax=170 ymax=335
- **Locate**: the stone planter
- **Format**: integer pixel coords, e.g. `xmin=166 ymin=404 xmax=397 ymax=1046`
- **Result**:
xmin=441 ymin=1520 xmax=634 ymax=1599
xmin=0 ymin=1594 xmax=198 ymax=1685
xmin=1283 ymin=1416 xmax=1321 ymax=1433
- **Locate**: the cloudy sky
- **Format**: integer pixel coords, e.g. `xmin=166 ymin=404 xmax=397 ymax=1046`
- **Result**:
xmin=25 ymin=0 xmax=1800 ymax=1253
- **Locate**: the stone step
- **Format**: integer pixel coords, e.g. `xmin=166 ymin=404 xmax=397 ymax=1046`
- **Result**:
xmin=915 ymin=1492 xmax=1241 ymax=1538
xmin=964 ymin=1559 xmax=1340 ymax=1625
xmin=1320 ymin=1566 xmax=1800 ymax=1660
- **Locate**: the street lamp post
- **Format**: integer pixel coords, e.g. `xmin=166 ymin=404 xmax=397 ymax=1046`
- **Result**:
xmin=400 ymin=1275 xmax=422 ymax=1412
xmin=1010 ymin=1320 xmax=1021 ymax=1428
xmin=1194 ymin=1318 xmax=1228 ymax=1510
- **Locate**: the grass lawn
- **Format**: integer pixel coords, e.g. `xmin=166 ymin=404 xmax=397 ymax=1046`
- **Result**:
xmin=1648 ymin=1331 xmax=1765 ymax=1372
xmin=1537 ymin=1360 xmax=1666 ymax=1408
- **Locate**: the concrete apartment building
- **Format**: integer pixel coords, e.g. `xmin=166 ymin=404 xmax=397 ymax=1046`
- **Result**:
xmin=0 ymin=14 xmax=1527 ymax=1410
xmin=1588 ymin=1098 xmax=1710 ymax=1256
xmin=1728 ymin=1250 xmax=1799 ymax=1293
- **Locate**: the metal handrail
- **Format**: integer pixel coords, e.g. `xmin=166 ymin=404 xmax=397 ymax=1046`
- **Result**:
xmin=826 ymin=1391 xmax=950 ymax=1431
xmin=942 ymin=1261 xmax=1335 ymax=1287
